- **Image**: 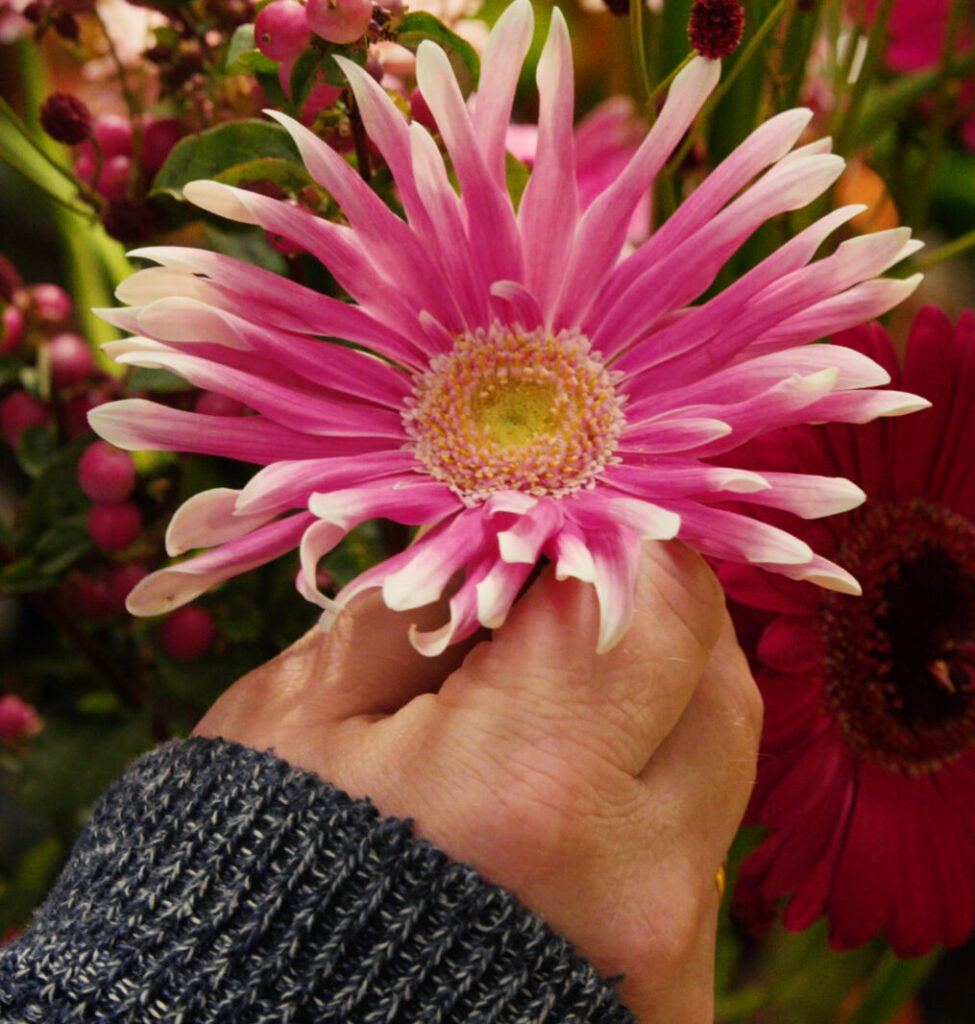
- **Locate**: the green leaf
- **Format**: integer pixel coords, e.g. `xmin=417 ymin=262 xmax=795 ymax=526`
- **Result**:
xmin=124 ymin=366 xmax=193 ymax=393
xmin=505 ymin=152 xmax=530 ymax=211
xmin=15 ymin=425 xmax=57 ymax=478
xmin=34 ymin=516 xmax=94 ymax=575
xmin=150 ymin=120 xmax=304 ymax=200
xmin=219 ymin=598 xmax=264 ymax=643
xmin=845 ymin=949 xmax=940 ymax=1024
xmin=0 ymin=558 xmax=59 ymax=594
xmin=213 ymin=157 xmax=313 ymax=193
xmin=290 ymin=48 xmax=326 ymax=110
xmin=0 ymin=354 xmax=23 ymax=388
xmin=396 ymin=12 xmax=480 ymax=95
xmin=0 ymin=838 xmax=64 ymax=932
xmin=20 ymin=434 xmax=90 ymax=543
xmin=225 ymin=24 xmax=278 ymax=75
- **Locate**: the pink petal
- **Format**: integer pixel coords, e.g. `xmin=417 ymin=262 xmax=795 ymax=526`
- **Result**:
xmin=618 ymin=415 xmax=732 ymax=453
xmin=471 ymin=0 xmax=535 ymax=187
xmin=126 ymin=512 xmax=315 ymax=615
xmin=670 ymin=503 xmax=814 ymax=564
xmin=496 ymin=497 xmax=563 ymax=563
xmin=553 ymin=56 xmax=720 ymax=330
xmin=414 ymin=41 xmax=523 ymax=286
xmin=587 ymin=522 xmax=642 ymax=653
xmin=518 ymin=7 xmax=578 ymax=321
xmin=235 ymin=450 xmax=416 ymax=515
xmin=89 ymin=399 xmax=375 ymax=463
xmin=732 ymin=472 xmax=865 ymax=519
xmin=166 ymin=488 xmax=275 ymax=556
xmin=111 ymin=347 xmax=405 ymax=440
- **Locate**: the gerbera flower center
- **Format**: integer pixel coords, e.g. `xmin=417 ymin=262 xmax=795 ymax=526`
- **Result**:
xmin=822 ymin=499 xmax=975 ymax=776
xmin=403 ymin=322 xmax=626 ymax=502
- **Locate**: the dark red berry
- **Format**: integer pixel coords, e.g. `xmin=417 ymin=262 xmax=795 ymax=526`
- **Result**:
xmin=101 ymin=198 xmax=161 ymax=243
xmin=140 ymin=117 xmax=183 ymax=178
xmin=106 ymin=562 xmax=149 ymax=612
xmin=63 ymin=387 xmax=111 ymax=438
xmin=0 ymin=391 xmax=46 ymax=447
xmin=688 ymin=0 xmax=745 ymax=60
xmin=86 ymin=500 xmax=142 ymax=551
xmin=51 ymin=9 xmax=78 ymax=40
xmin=78 ymin=440 xmax=137 ymax=502
xmin=39 ymin=92 xmax=92 ymax=145
xmin=159 ymin=605 xmax=217 ymax=661
xmin=1 ymin=304 xmax=24 ymax=354
xmin=48 ymin=331 xmax=96 ymax=387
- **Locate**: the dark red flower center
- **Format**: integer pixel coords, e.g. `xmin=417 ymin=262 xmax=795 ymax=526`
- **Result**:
xmin=822 ymin=499 xmax=975 ymax=776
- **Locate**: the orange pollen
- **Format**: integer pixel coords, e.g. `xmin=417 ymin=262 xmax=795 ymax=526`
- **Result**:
xmin=403 ymin=323 xmax=626 ymax=502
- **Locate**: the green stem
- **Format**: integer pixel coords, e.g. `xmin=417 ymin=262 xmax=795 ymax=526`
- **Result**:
xmin=914 ymin=226 xmax=975 ymax=272
xmin=629 ymin=0 xmax=654 ymax=106
xmin=908 ymin=0 xmax=966 ymax=225
xmin=833 ymin=0 xmax=895 ymax=154
xmin=845 ymin=949 xmax=940 ymax=1024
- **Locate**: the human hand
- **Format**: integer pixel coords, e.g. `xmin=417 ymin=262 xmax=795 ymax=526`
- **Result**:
xmin=193 ymin=541 xmax=762 ymax=1023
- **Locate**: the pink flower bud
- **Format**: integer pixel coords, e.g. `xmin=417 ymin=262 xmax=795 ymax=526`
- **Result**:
xmin=48 ymin=331 xmax=96 ymax=388
xmin=159 ymin=605 xmax=217 ymax=661
xmin=306 ymin=0 xmax=372 ymax=45
xmin=78 ymin=440 xmax=137 ymax=502
xmin=87 ymin=500 xmax=142 ymax=551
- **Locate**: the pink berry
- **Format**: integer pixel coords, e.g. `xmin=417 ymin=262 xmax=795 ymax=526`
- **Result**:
xmin=306 ymin=0 xmax=372 ymax=45
xmin=86 ymin=500 xmax=142 ymax=551
xmin=0 ymin=694 xmax=41 ymax=744
xmin=140 ymin=117 xmax=183 ymax=178
xmin=0 ymin=391 xmax=46 ymax=447
xmin=301 ymin=79 xmax=343 ymax=124
xmin=28 ymin=283 xmax=72 ymax=326
xmin=77 ymin=440 xmax=137 ymax=502
xmin=48 ymin=331 xmax=96 ymax=388
xmin=95 ymin=154 xmax=132 ymax=201
xmin=59 ymin=572 xmax=117 ymax=622
xmin=159 ymin=605 xmax=217 ymax=661
xmin=255 ymin=0 xmax=311 ymax=61
xmin=1 ymin=304 xmax=24 ymax=354
xmin=106 ymin=562 xmax=149 ymax=611
xmin=91 ymin=114 xmax=133 ymax=157
xmin=194 ymin=390 xmax=248 ymax=416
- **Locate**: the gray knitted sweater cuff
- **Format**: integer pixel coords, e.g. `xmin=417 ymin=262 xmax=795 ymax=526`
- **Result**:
xmin=0 ymin=736 xmax=635 ymax=1023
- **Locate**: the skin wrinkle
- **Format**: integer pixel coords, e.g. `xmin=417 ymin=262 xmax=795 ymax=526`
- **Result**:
xmin=193 ymin=540 xmax=761 ymax=1022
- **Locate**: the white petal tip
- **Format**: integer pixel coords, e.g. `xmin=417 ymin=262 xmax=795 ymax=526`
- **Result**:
xmin=408 ymin=622 xmax=452 ymax=657
xmin=807 ymin=573 xmax=861 ymax=596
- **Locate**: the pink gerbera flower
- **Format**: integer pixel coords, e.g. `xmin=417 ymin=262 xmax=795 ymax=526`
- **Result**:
xmin=726 ymin=307 xmax=975 ymax=956
xmin=92 ymin=0 xmax=925 ymax=654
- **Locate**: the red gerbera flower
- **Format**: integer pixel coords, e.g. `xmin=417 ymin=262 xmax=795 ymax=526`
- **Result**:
xmin=722 ymin=306 xmax=975 ymax=957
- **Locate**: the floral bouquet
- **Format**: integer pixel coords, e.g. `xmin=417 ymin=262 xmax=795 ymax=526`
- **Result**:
xmin=2 ymin=0 xmax=975 ymax=1018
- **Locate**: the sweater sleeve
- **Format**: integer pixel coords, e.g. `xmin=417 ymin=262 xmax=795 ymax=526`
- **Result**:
xmin=0 ymin=737 xmax=635 ymax=1024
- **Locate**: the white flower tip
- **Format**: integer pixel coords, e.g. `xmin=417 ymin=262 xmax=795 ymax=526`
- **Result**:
xmin=87 ymin=400 xmax=148 ymax=450
xmin=880 ymin=394 xmax=933 ymax=417
xmin=184 ymin=180 xmax=259 ymax=224
xmin=125 ymin=569 xmax=200 ymax=617
xmin=717 ymin=469 xmax=771 ymax=494
xmin=807 ymin=571 xmax=862 ymax=596
xmin=409 ymin=621 xmax=452 ymax=658
xmin=497 ymin=530 xmax=537 ymax=564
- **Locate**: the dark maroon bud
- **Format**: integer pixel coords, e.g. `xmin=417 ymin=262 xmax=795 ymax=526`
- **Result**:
xmin=40 ymin=92 xmax=93 ymax=145
xmin=100 ymin=199 xmax=160 ymax=244
xmin=600 ymin=0 xmax=628 ymax=15
xmin=22 ymin=1 xmax=46 ymax=23
xmin=688 ymin=0 xmax=745 ymax=60
xmin=51 ymin=9 xmax=79 ymax=40
xmin=144 ymin=43 xmax=172 ymax=64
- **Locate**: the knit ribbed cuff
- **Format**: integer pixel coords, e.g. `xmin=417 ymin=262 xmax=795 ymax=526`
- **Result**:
xmin=0 ymin=737 xmax=635 ymax=1023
